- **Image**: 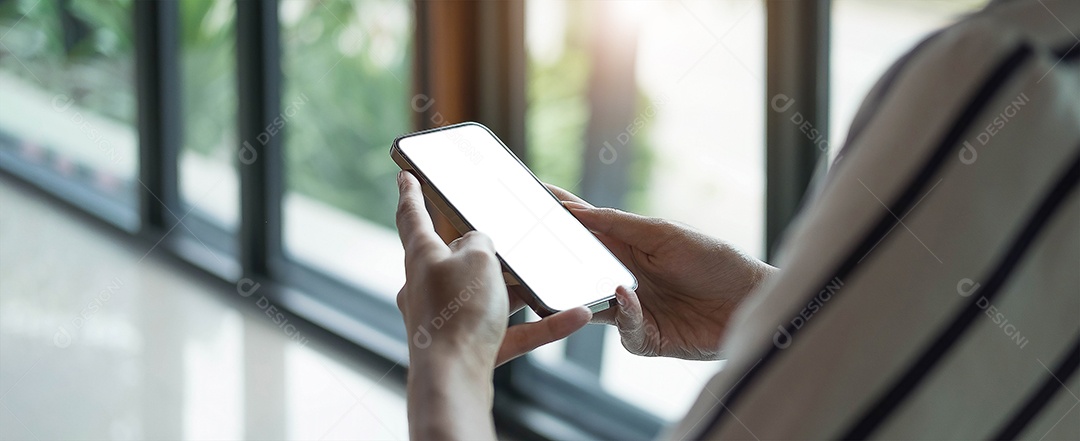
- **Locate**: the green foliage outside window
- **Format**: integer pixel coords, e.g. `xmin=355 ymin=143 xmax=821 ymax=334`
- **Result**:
xmin=280 ymin=0 xmax=412 ymax=229
xmin=1 ymin=0 xmax=652 ymax=228
xmin=0 ymin=0 xmax=134 ymax=125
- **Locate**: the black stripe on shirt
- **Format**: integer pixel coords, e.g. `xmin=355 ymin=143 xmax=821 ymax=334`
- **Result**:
xmin=840 ymin=145 xmax=1080 ymax=439
xmin=992 ymin=333 xmax=1080 ymax=440
xmin=691 ymin=43 xmax=1034 ymax=440
xmin=1055 ymin=41 xmax=1079 ymax=62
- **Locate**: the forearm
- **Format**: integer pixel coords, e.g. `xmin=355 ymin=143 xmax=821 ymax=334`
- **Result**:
xmin=407 ymin=348 xmax=497 ymax=441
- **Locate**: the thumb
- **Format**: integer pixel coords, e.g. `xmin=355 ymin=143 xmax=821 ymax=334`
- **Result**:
xmin=613 ymin=286 xmax=647 ymax=354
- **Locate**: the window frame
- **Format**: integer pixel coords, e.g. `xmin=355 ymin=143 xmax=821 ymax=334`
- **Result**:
xmin=0 ymin=0 xmax=831 ymax=439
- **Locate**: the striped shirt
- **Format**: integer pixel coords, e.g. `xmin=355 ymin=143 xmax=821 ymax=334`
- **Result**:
xmin=667 ymin=0 xmax=1080 ymax=439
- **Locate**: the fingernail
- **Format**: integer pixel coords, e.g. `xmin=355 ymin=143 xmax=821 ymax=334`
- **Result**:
xmin=616 ymin=291 xmax=626 ymax=307
xmin=562 ymin=201 xmax=589 ymax=210
xmin=397 ymin=170 xmax=406 ymax=185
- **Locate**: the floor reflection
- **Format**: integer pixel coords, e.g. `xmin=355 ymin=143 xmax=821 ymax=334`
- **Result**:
xmin=0 ymin=181 xmax=407 ymax=440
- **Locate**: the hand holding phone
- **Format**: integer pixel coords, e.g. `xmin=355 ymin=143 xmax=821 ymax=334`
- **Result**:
xmin=390 ymin=122 xmax=637 ymax=316
xmin=395 ymin=170 xmax=596 ymax=370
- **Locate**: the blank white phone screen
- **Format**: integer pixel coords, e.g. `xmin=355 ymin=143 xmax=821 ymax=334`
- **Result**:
xmin=397 ymin=123 xmax=636 ymax=311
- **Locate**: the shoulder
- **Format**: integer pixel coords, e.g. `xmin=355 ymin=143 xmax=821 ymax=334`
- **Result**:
xmin=668 ymin=2 xmax=1079 ymax=439
xmin=834 ymin=0 xmax=1078 ymax=166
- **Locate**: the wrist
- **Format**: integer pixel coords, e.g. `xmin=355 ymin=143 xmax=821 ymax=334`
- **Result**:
xmin=410 ymin=343 xmax=495 ymax=387
xmin=719 ymin=243 xmax=777 ymax=293
xmin=409 ymin=325 xmax=500 ymax=370
xmin=407 ymin=347 xmax=497 ymax=440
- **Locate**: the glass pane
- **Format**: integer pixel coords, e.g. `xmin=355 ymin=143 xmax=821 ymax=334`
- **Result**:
xmin=830 ymin=0 xmax=985 ymax=158
xmin=526 ymin=0 xmax=764 ymax=421
xmin=179 ymin=0 xmax=239 ymax=230
xmin=0 ymin=0 xmax=137 ymax=207
xmin=279 ymin=0 xmax=412 ymax=298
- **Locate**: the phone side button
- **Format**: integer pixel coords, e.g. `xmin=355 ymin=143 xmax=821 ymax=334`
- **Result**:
xmin=588 ymin=299 xmax=615 ymax=314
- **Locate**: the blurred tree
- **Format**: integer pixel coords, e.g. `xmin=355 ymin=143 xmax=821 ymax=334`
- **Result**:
xmin=526 ymin=0 xmax=589 ymax=195
xmin=0 ymin=0 xmax=653 ymax=229
xmin=0 ymin=0 xmax=134 ymax=124
xmin=281 ymin=0 xmax=412 ymax=228
xmin=526 ymin=0 xmax=654 ymax=211
xmin=179 ymin=0 xmax=235 ymax=159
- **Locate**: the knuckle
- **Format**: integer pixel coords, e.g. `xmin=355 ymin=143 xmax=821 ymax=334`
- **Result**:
xmin=395 ymin=287 xmax=407 ymax=312
xmin=458 ymin=232 xmax=497 ymax=263
xmin=461 ymin=245 xmax=496 ymax=265
xmin=620 ymin=334 xmax=645 ymax=355
xmin=462 ymin=230 xmax=495 ymax=248
xmin=595 ymin=207 xmax=621 ymax=217
xmin=395 ymin=203 xmax=422 ymax=227
xmin=649 ymin=216 xmax=679 ymax=234
xmin=398 ymin=172 xmax=417 ymax=192
xmin=394 ymin=204 xmax=410 ymax=225
xmin=646 ymin=216 xmax=669 ymax=228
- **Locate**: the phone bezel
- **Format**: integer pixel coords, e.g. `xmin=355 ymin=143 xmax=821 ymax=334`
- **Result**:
xmin=389 ymin=121 xmax=636 ymax=316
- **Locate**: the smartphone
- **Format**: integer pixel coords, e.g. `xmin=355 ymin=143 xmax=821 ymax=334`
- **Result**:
xmin=390 ymin=122 xmax=637 ymax=315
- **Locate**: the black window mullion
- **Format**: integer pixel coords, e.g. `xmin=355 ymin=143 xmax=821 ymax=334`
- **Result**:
xmin=564 ymin=326 xmax=606 ymax=374
xmin=236 ymin=0 xmax=283 ymax=278
xmin=764 ymin=0 xmax=830 ymax=259
xmin=508 ymin=360 xmax=664 ymax=440
xmin=560 ymin=0 xmax=642 ymax=377
xmin=135 ymin=0 xmax=181 ymax=231
xmin=580 ymin=1 xmax=638 ymax=211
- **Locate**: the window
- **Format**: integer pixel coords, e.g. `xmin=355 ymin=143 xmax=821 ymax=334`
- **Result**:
xmin=0 ymin=0 xmax=138 ymax=228
xmin=279 ymin=0 xmax=412 ymax=299
xmin=0 ymin=0 xmax=905 ymax=438
xmin=525 ymin=0 xmax=763 ymax=422
xmin=830 ymin=0 xmax=986 ymax=158
xmin=179 ymin=0 xmax=239 ymax=232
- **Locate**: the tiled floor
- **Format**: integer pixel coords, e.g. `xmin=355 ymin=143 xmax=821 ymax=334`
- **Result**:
xmin=0 ymin=180 xmax=409 ymax=440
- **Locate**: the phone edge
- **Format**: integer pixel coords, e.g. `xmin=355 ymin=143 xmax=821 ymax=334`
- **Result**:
xmin=389 ymin=122 xmax=630 ymax=316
